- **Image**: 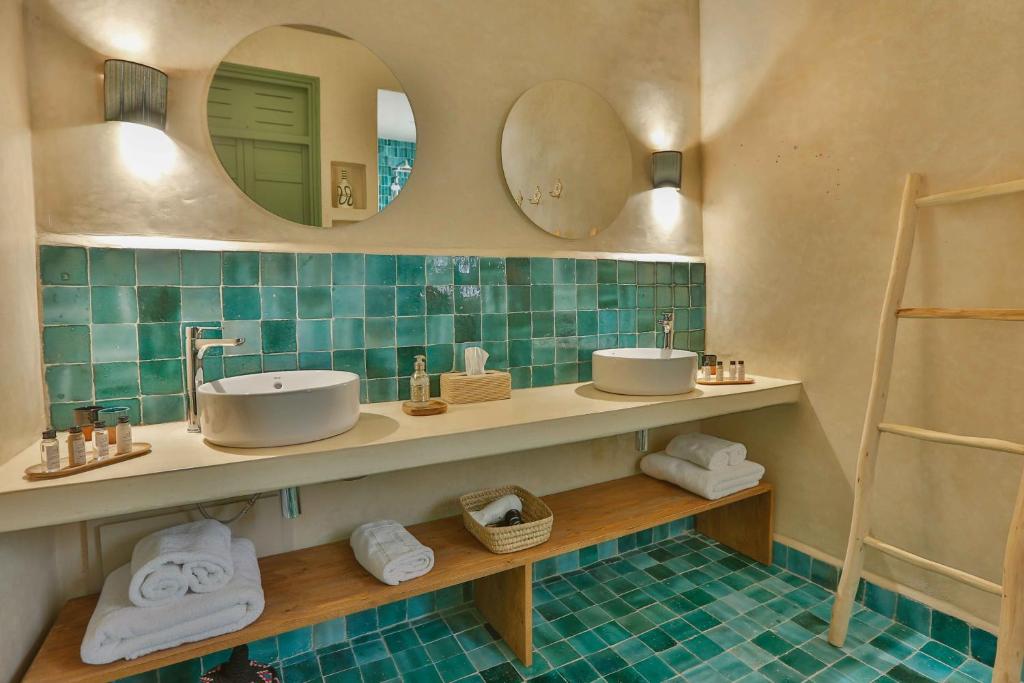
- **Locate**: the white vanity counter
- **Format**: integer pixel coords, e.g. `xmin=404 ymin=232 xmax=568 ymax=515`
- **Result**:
xmin=0 ymin=377 xmax=800 ymax=533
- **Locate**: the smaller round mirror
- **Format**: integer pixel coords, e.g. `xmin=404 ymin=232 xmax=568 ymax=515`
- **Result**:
xmin=501 ymin=80 xmax=631 ymax=239
xmin=207 ymin=25 xmax=416 ymax=227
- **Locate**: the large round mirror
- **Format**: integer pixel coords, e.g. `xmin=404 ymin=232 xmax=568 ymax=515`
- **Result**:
xmin=206 ymin=25 xmax=416 ymax=227
xmin=501 ymin=80 xmax=631 ymax=239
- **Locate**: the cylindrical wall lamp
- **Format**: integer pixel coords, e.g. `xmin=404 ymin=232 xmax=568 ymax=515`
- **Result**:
xmin=104 ymin=59 xmax=168 ymax=130
xmin=651 ymin=150 xmax=682 ymax=189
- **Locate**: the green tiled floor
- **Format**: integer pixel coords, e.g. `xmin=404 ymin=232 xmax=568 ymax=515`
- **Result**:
xmin=224 ymin=533 xmax=1002 ymax=683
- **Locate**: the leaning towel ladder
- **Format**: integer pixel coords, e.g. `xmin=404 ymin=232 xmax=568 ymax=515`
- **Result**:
xmin=828 ymin=173 xmax=1024 ymax=682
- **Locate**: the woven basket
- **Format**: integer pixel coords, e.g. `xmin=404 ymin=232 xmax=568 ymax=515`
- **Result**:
xmin=440 ymin=370 xmax=511 ymax=404
xmin=460 ymin=485 xmax=553 ymax=554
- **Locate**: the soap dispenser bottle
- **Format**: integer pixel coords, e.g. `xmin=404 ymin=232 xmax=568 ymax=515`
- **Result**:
xmin=410 ymin=354 xmax=430 ymax=404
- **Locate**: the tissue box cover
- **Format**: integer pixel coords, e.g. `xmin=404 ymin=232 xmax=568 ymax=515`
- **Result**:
xmin=440 ymin=371 xmax=512 ymax=404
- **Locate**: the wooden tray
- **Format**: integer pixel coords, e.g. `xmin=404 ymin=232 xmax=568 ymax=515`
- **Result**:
xmin=24 ymin=443 xmax=152 ymax=480
xmin=697 ymin=378 xmax=755 ymax=386
xmin=402 ymin=399 xmax=448 ymax=416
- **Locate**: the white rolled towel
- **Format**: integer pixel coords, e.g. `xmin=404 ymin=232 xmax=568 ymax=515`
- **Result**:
xmin=81 ymin=539 xmax=264 ymax=664
xmin=469 ymin=494 xmax=523 ymax=526
xmin=641 ymin=452 xmax=765 ymax=500
xmin=351 ymin=520 xmax=435 ymax=586
xmin=129 ymin=519 xmax=233 ymax=607
xmin=665 ymin=433 xmax=747 ymax=470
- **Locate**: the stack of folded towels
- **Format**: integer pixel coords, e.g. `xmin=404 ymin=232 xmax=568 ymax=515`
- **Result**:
xmin=81 ymin=519 xmax=265 ymax=665
xmin=640 ymin=432 xmax=765 ymax=500
xmin=351 ymin=520 xmax=434 ymax=586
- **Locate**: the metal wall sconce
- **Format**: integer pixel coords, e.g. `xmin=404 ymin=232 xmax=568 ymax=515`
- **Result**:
xmin=651 ymin=150 xmax=682 ymax=189
xmin=104 ymin=59 xmax=168 ymax=130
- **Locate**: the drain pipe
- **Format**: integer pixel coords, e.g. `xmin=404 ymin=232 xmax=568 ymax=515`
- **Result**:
xmin=279 ymin=487 xmax=302 ymax=519
xmin=635 ymin=429 xmax=650 ymax=453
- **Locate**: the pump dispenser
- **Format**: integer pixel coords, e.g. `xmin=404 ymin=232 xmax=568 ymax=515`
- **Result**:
xmin=410 ymin=354 xmax=430 ymax=404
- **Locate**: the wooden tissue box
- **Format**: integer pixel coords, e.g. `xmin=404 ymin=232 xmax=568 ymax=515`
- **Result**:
xmin=440 ymin=370 xmax=512 ymax=404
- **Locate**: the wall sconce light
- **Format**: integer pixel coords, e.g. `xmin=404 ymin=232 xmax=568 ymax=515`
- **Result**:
xmin=651 ymin=150 xmax=682 ymax=189
xmin=104 ymin=59 xmax=168 ymax=130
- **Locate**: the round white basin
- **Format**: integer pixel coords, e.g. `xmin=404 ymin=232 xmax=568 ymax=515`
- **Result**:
xmin=592 ymin=348 xmax=698 ymax=396
xmin=198 ymin=370 xmax=361 ymax=447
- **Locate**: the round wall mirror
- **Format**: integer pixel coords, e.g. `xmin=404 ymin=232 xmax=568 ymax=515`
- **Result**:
xmin=206 ymin=25 xmax=416 ymax=227
xmin=501 ymin=80 xmax=631 ymax=239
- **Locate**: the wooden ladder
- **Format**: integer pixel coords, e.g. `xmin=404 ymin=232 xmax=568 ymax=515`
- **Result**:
xmin=828 ymin=173 xmax=1024 ymax=683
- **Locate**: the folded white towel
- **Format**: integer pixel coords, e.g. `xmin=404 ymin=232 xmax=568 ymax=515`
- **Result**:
xmin=665 ymin=433 xmax=747 ymax=470
xmin=641 ymin=452 xmax=765 ymax=500
xmin=351 ymin=520 xmax=435 ymax=586
xmin=129 ymin=519 xmax=233 ymax=607
xmin=469 ymin=494 xmax=523 ymax=526
xmin=81 ymin=539 xmax=264 ymax=664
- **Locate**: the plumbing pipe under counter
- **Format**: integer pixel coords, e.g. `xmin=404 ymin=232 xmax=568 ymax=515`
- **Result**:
xmin=0 ymin=377 xmax=800 ymax=534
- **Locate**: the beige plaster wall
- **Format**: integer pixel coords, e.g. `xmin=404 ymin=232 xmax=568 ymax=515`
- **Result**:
xmin=26 ymin=0 xmax=702 ymax=257
xmin=223 ymin=26 xmax=403 ymax=226
xmin=700 ymin=0 xmax=1024 ymax=625
xmin=0 ymin=1 xmax=60 ymax=680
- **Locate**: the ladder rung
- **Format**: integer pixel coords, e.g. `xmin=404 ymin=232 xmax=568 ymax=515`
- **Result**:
xmin=897 ymin=307 xmax=1024 ymax=321
xmin=863 ymin=536 xmax=1002 ymax=595
xmin=878 ymin=422 xmax=1024 ymax=457
xmin=915 ymin=177 xmax=1024 ymax=207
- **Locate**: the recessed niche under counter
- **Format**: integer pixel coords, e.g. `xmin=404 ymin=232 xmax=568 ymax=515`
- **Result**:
xmin=0 ymin=377 xmax=800 ymax=534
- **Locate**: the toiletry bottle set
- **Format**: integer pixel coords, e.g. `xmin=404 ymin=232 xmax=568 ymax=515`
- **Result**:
xmin=701 ymin=354 xmax=747 ymax=382
xmin=40 ymin=415 xmax=134 ymax=472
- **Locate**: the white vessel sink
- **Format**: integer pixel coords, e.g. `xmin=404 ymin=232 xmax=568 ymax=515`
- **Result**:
xmin=592 ymin=348 xmax=699 ymax=396
xmin=198 ymin=370 xmax=360 ymax=447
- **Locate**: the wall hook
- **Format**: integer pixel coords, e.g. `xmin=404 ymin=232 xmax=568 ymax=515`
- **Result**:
xmin=529 ymin=186 xmax=542 ymax=205
xmin=549 ymin=179 xmax=563 ymax=198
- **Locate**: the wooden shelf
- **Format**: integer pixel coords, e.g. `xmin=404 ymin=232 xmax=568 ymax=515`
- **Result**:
xmin=23 ymin=475 xmax=773 ymax=683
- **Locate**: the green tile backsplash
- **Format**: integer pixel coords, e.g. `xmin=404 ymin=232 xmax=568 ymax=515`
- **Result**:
xmin=39 ymin=247 xmax=706 ymax=428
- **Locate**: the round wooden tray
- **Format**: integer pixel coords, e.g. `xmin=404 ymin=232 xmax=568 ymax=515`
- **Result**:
xmin=24 ymin=442 xmax=152 ymax=480
xmin=697 ymin=378 xmax=755 ymax=386
xmin=402 ymin=399 xmax=448 ymax=416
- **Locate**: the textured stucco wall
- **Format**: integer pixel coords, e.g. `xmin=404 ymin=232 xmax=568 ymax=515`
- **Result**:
xmin=701 ymin=0 xmax=1024 ymax=625
xmin=26 ymin=0 xmax=702 ymax=257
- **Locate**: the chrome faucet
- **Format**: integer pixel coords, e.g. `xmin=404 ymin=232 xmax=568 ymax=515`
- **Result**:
xmin=659 ymin=311 xmax=675 ymax=350
xmin=186 ymin=326 xmax=244 ymax=433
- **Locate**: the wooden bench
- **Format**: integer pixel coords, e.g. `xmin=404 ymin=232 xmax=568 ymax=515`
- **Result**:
xmin=23 ymin=475 xmax=773 ymax=683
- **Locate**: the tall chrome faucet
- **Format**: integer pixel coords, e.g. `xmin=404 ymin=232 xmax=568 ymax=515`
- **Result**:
xmin=659 ymin=311 xmax=675 ymax=350
xmin=186 ymin=326 xmax=244 ymax=433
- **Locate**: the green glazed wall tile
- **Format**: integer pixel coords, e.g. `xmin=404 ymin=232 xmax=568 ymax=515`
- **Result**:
xmin=426 ymin=315 xmax=454 ymax=345
xmin=397 ymin=287 xmax=426 ymax=316
xmin=508 ymin=312 xmax=531 ymax=340
xmin=222 ymin=321 xmax=260 ymax=355
xmin=453 ymin=256 xmax=479 ymax=285
xmin=41 ymin=246 xmax=88 ymax=285
xmin=598 ymin=284 xmax=618 ymax=309
xmin=180 ymin=251 xmax=221 ymax=285
xmin=297 ymin=253 xmax=331 ymax=286
xmin=636 ymin=262 xmax=655 ymax=285
xmin=617 ymin=261 xmax=637 ymax=284
xmin=93 ymin=324 xmax=138 ymax=362
xmin=333 ymin=253 xmax=365 ymax=285
xmin=577 ymin=285 xmax=597 ymax=310
xmin=532 ymin=311 xmax=554 ymax=338
xmin=136 ymin=250 xmax=180 ymax=285
xmin=366 ymin=347 xmax=398 ymax=378
xmin=261 ymin=287 xmax=297 ymax=319
xmin=397 ymin=317 xmax=425 ymax=346
xmin=138 ymin=286 xmax=181 ymax=323
xmin=509 ymin=339 xmax=531 ymax=367
xmin=367 ymin=378 xmax=398 ymax=402
xmin=138 ymin=323 xmax=180 ymax=360
xmin=481 ymin=314 xmax=507 ymax=341
xmin=45 ymin=364 xmax=92 ymax=402
xmin=425 ymin=256 xmax=453 ymax=285
xmin=454 ymin=314 xmax=480 ymax=343
xmin=222 ymin=287 xmax=261 ymax=320
xmin=397 ymin=255 xmax=426 ymax=285
xmin=94 ymin=362 xmax=139 ymax=399
xmin=507 ymin=286 xmax=531 ymax=312
xmin=618 ymin=285 xmax=637 ymax=309
xmin=578 ymin=313 xmax=599 ymax=339
xmin=297 ymin=320 xmax=331 ymax=352
xmin=575 ymin=259 xmax=597 ymax=284
xmin=299 ymin=352 xmax=332 ymax=370
xmin=455 ymin=285 xmax=481 ymax=314
xmin=553 ymin=258 xmax=575 ymax=284
xmin=691 ymin=262 xmax=706 ymax=284
xmin=656 ymin=262 xmax=673 ymax=284
xmin=425 ymin=344 xmax=454 ymax=373
xmin=599 ymin=310 xmax=618 ymax=334
xmin=532 ymin=338 xmax=556 ymax=365
xmin=224 ymin=354 xmax=262 ymax=377
xmin=597 ymin=259 xmax=617 ymax=284
xmin=142 ymin=394 xmax=185 ymax=423
xmin=365 ymin=286 xmax=397 ymax=317
xmin=510 ymin=366 xmax=531 ymax=388
xmin=532 ymin=285 xmax=554 ymax=311
xmin=530 ymin=258 xmax=554 ymax=284
xmin=223 ymin=252 xmax=259 ymax=285
xmin=554 ymin=362 xmax=578 ymax=384
xmin=365 ymin=317 xmax=396 ymax=347
xmin=479 ymin=257 xmax=506 ymax=285
xmin=532 ymin=364 xmax=554 ymax=387
xmin=332 ymin=286 xmax=364 ymax=318
xmin=43 ymin=325 xmax=90 ymax=364
xmin=298 ymin=287 xmax=332 ymax=319
xmin=264 ymin=353 xmax=297 ymax=371
xmin=181 ymin=287 xmax=221 ymax=321
xmin=674 ymin=286 xmax=691 ymax=307
xmin=690 ymin=285 xmax=706 ymax=307
xmin=554 ymin=285 xmax=576 ymax=311
xmin=555 ymin=311 xmax=577 ymax=337
xmin=261 ymin=320 xmax=297 ymax=353
xmin=260 ymin=252 xmax=296 ymax=286
xmin=91 ymin=287 xmax=138 ymax=324
xmin=43 ymin=286 xmax=90 ymax=324
xmin=481 ymin=286 xmax=506 ymax=314
xmin=332 ymin=349 xmax=366 ymax=376
xmin=506 ymin=258 xmax=531 ymax=285
xmin=140 ymin=359 xmax=183 ymax=394
xmin=365 ymin=254 xmax=397 ymax=286
xmin=673 ymin=262 xmax=690 ymax=285
xmin=89 ymin=248 xmax=136 ymax=285
xmin=425 ymin=285 xmax=454 ymax=315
